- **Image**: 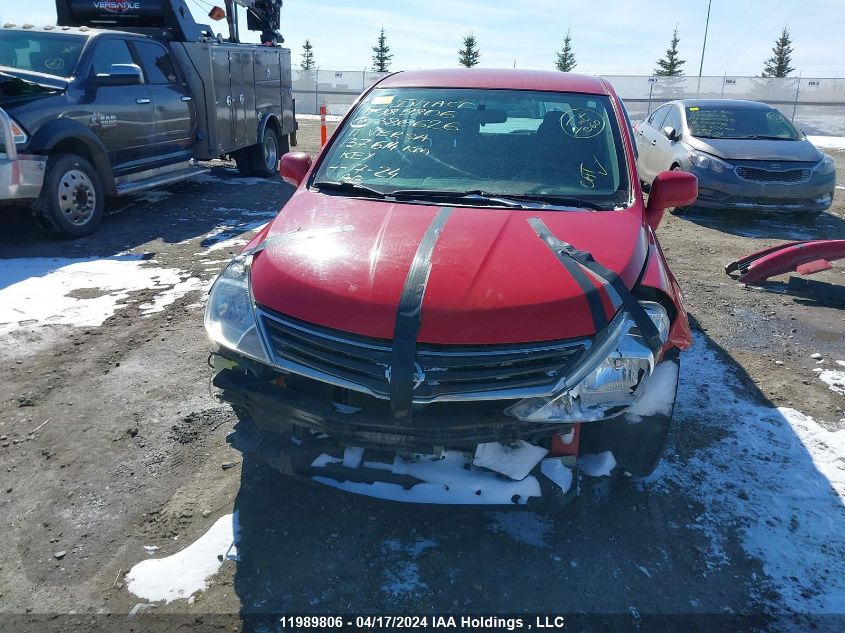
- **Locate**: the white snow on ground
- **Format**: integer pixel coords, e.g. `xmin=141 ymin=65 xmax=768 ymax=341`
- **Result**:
xmin=577 ymin=451 xmax=617 ymax=477
xmin=138 ymin=276 xmax=208 ymax=315
xmin=126 ymin=513 xmax=238 ymax=603
xmin=190 ymin=208 xmax=278 ymax=252
xmin=381 ymin=538 xmax=437 ymax=596
xmin=0 ymin=256 xmax=204 ymax=337
xmin=818 ymin=369 xmax=845 ymax=396
xmin=807 ymin=135 xmax=845 ymax=150
xmin=487 ymin=511 xmax=553 ymax=548
xmin=655 ymin=335 xmax=845 ymax=613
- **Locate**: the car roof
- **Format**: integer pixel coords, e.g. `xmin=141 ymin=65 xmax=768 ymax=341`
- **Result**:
xmin=673 ymin=99 xmax=776 ymax=109
xmin=377 ymin=68 xmax=610 ymax=95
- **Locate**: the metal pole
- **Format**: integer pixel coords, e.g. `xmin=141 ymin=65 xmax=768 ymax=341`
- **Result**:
xmin=648 ymin=80 xmax=654 ymax=115
xmin=791 ymin=72 xmax=801 ymax=122
xmin=697 ymin=0 xmax=712 ymax=95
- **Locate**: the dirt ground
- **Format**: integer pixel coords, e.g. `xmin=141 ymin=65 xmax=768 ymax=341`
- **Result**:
xmin=0 ymin=119 xmax=843 ymax=633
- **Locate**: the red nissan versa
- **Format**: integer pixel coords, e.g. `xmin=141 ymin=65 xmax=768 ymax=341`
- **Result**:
xmin=204 ymin=69 xmax=697 ymax=508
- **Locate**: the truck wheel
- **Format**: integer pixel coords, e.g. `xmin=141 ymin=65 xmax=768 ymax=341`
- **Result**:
xmin=250 ymin=127 xmax=286 ymax=177
xmin=32 ymin=154 xmax=104 ymax=238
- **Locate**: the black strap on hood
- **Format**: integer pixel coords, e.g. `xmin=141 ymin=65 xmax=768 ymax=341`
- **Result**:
xmin=389 ymin=207 xmax=454 ymax=424
xmin=528 ymin=217 xmax=663 ymax=354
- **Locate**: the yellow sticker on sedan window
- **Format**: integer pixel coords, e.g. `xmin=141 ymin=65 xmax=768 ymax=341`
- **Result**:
xmin=372 ymin=95 xmax=395 ymax=105
xmin=688 ymin=107 xmax=700 ymax=111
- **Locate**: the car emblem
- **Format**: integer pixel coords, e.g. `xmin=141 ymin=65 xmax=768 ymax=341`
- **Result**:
xmin=770 ymin=163 xmax=782 ymax=169
xmin=384 ymin=363 xmax=426 ymax=390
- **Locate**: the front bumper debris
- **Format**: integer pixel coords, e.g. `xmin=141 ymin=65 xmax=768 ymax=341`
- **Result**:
xmin=226 ymin=416 xmax=578 ymax=508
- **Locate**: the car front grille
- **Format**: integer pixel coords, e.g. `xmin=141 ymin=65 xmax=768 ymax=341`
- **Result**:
xmin=257 ymin=308 xmax=590 ymax=402
xmin=735 ymin=166 xmax=811 ymax=184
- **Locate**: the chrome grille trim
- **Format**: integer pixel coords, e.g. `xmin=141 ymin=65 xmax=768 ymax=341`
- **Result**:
xmin=255 ymin=308 xmax=592 ymax=403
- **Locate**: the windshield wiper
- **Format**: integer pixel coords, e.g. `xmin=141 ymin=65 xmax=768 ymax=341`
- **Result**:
xmin=497 ymin=193 xmax=612 ymax=210
xmin=740 ymin=135 xmax=795 ymax=141
xmin=311 ymin=180 xmax=389 ymax=198
xmin=389 ymin=189 xmax=529 ymax=208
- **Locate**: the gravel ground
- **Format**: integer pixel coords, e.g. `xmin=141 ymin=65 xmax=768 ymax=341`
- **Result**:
xmin=0 ymin=119 xmax=843 ymax=633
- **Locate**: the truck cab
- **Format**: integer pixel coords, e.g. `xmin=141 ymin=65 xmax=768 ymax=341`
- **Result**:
xmin=0 ymin=0 xmax=295 ymax=238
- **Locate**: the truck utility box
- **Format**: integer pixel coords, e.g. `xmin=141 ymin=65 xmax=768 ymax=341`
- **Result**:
xmin=0 ymin=0 xmax=296 ymax=237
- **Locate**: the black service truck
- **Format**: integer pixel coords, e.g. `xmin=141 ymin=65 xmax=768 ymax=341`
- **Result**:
xmin=0 ymin=0 xmax=295 ymax=237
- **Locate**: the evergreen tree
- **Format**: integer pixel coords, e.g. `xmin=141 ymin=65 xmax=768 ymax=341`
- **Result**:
xmin=458 ymin=33 xmax=480 ymax=67
xmin=555 ymin=29 xmax=577 ymax=72
xmin=371 ymin=28 xmax=393 ymax=73
xmin=762 ymin=26 xmax=795 ymax=77
xmin=654 ymin=27 xmax=685 ymax=76
xmin=300 ymin=39 xmax=315 ymax=71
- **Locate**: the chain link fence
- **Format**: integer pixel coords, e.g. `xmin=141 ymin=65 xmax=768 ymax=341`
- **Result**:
xmin=293 ymin=70 xmax=845 ymax=136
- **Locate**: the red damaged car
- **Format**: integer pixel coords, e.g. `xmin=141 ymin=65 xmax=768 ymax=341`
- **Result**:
xmin=205 ymin=69 xmax=697 ymax=508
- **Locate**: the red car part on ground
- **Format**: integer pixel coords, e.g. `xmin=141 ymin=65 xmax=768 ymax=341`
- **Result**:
xmin=725 ymin=240 xmax=845 ymax=285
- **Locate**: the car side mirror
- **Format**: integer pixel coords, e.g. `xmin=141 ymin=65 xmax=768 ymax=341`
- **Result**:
xmin=280 ymin=151 xmax=312 ymax=186
xmin=645 ymin=170 xmax=698 ymax=229
xmin=662 ymin=126 xmax=680 ymax=141
xmin=95 ymin=64 xmax=143 ymax=86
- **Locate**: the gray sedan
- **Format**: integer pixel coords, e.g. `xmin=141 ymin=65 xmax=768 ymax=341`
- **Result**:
xmin=634 ymin=99 xmax=836 ymax=215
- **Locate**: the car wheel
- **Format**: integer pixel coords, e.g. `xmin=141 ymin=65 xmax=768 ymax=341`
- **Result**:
xmin=32 ymin=153 xmax=104 ymax=238
xmin=250 ymin=126 xmax=287 ymax=177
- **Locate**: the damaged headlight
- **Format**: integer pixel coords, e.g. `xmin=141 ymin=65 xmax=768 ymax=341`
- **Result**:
xmin=687 ymin=149 xmax=730 ymax=173
xmin=505 ymin=301 xmax=670 ymax=423
xmin=204 ymin=255 xmax=270 ymax=364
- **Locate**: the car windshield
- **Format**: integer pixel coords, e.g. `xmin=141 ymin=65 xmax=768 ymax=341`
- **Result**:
xmin=312 ymin=87 xmax=631 ymax=209
xmin=0 ymin=31 xmax=87 ymax=78
xmin=685 ymin=105 xmax=801 ymax=140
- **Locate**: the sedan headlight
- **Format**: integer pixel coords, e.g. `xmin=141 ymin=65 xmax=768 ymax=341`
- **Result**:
xmin=814 ymin=153 xmax=836 ymax=176
xmin=505 ymin=301 xmax=670 ymax=423
xmin=204 ymin=255 xmax=271 ymax=363
xmin=687 ymin=149 xmax=730 ymax=173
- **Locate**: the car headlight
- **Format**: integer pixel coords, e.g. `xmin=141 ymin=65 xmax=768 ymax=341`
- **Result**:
xmin=814 ymin=153 xmax=835 ymax=176
xmin=505 ymin=301 xmax=670 ymax=423
xmin=204 ymin=255 xmax=271 ymax=364
xmin=687 ymin=149 xmax=730 ymax=173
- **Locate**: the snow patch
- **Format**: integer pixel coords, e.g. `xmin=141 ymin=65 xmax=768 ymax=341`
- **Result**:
xmin=139 ymin=276 xmax=208 ymax=315
xmin=577 ymin=451 xmax=617 ymax=477
xmin=625 ymin=360 xmax=679 ymax=421
xmin=312 ymin=450 xmax=542 ymax=505
xmin=487 ymin=511 xmax=553 ymax=548
xmin=807 ymin=135 xmax=845 ymax=150
xmin=819 ymin=369 xmax=845 ymax=396
xmin=540 ymin=458 xmax=574 ymax=493
xmin=0 ymin=256 xmax=199 ymax=337
xmin=472 ymin=440 xmax=548 ymax=480
xmin=126 ymin=513 xmax=238 ymax=603
xmin=380 ymin=538 xmax=437 ymax=596
xmin=656 ymin=334 xmax=845 ymax=613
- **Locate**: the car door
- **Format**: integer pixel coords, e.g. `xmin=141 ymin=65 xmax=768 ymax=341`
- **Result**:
xmin=636 ymin=105 xmax=669 ymax=182
xmin=86 ymin=37 xmax=155 ymax=173
xmin=652 ymin=105 xmax=683 ymax=172
xmin=130 ymin=39 xmax=196 ymax=162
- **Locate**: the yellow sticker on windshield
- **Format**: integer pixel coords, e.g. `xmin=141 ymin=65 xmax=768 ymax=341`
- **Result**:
xmin=372 ymin=95 xmax=395 ymax=105
xmin=688 ymin=106 xmax=700 ymax=111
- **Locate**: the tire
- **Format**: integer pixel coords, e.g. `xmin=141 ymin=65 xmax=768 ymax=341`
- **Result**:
xmin=234 ymin=148 xmax=256 ymax=177
xmin=32 ymin=153 xmax=104 ymax=238
xmin=249 ymin=126 xmax=287 ymax=177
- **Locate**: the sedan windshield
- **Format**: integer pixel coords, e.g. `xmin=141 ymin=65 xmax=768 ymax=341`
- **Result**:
xmin=685 ymin=105 xmax=801 ymax=140
xmin=313 ymin=88 xmax=631 ymax=209
xmin=0 ymin=31 xmax=87 ymax=78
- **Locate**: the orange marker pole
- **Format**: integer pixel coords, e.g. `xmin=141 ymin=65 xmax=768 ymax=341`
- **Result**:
xmin=320 ymin=104 xmax=327 ymax=146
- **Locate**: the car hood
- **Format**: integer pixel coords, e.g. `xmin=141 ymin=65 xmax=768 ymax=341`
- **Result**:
xmin=686 ymin=136 xmax=823 ymax=162
xmin=250 ymin=191 xmax=648 ymax=345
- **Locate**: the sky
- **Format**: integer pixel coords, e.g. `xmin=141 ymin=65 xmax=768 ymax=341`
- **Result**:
xmin=6 ymin=0 xmax=845 ymax=77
